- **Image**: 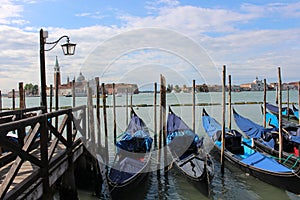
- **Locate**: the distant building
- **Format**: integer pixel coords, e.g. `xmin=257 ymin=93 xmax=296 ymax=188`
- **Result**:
xmin=207 ymin=85 xmax=222 ymax=92
xmin=46 ymin=57 xmax=75 ymax=96
xmin=105 ymin=83 xmax=139 ymax=95
xmin=240 ymin=77 xmax=264 ymax=91
xmin=46 ymin=57 xmax=139 ymax=97
xmin=7 ymin=90 xmax=19 ymax=98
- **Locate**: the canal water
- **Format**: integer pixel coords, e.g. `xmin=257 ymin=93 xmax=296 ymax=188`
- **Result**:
xmin=2 ymin=90 xmax=300 ymax=199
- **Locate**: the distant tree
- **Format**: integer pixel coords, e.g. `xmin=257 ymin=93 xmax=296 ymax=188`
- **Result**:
xmin=200 ymin=84 xmax=209 ymax=92
xmin=32 ymin=85 xmax=39 ymax=95
xmin=24 ymin=83 xmax=39 ymax=96
xmin=167 ymin=84 xmax=173 ymax=93
xmin=174 ymin=85 xmax=181 ymax=93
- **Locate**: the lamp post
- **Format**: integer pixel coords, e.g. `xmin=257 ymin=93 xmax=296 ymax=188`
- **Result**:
xmin=39 ymin=28 xmax=76 ymax=113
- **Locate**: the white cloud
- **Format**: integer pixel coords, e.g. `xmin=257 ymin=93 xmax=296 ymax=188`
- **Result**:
xmin=0 ymin=0 xmax=24 ymax=25
xmin=0 ymin=1 xmax=299 ymax=93
xmin=75 ymin=11 xmax=106 ymax=20
xmin=121 ymin=5 xmax=260 ymax=35
xmin=241 ymin=2 xmax=300 ymax=18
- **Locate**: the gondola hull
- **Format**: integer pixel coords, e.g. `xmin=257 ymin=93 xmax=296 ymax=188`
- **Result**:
xmin=202 ymin=108 xmax=300 ymax=195
xmin=173 ymin=153 xmax=213 ymax=182
xmin=107 ymin=108 xmax=153 ymax=197
xmin=211 ymin=144 xmax=300 ymax=194
xmin=233 ymin=108 xmax=300 ymax=168
xmin=167 ymin=107 xmax=214 ymax=186
xmin=108 ymin=152 xmax=152 ymax=196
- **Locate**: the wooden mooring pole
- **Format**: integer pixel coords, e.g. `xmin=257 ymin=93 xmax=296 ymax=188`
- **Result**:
xmin=298 ymin=81 xmax=300 ymax=125
xmin=130 ymin=92 xmax=133 ymax=108
xmin=287 ymin=86 xmax=290 ymax=120
xmin=113 ymin=83 xmax=117 ymax=145
xmin=278 ymin=67 xmax=283 ymax=162
xmin=102 ymin=83 xmax=109 ymax=163
xmin=88 ymin=85 xmax=95 ymax=152
xmin=221 ymin=65 xmax=226 ymax=174
xmin=95 ymin=77 xmax=101 ymax=146
xmin=154 ymin=82 xmax=157 ymax=148
xmin=126 ymin=88 xmax=128 ymax=126
xmin=276 ymin=85 xmax=278 ymax=104
xmin=192 ymin=80 xmax=196 ymax=132
xmin=18 ymin=82 xmax=26 ymax=145
xmin=0 ymin=90 xmax=2 ymax=112
xmin=50 ymin=85 xmax=53 ymax=112
xmin=263 ymin=79 xmax=267 ymax=128
xmin=160 ymin=75 xmax=167 ymax=175
xmin=72 ymin=79 xmax=76 ymax=107
xmin=55 ymin=74 xmax=59 ymax=129
xmin=55 ymin=72 xmax=59 ymax=110
xmin=12 ymin=89 xmax=15 ymax=110
xmin=228 ymin=75 xmax=232 ymax=130
xmin=19 ymin=82 xmax=25 ymax=109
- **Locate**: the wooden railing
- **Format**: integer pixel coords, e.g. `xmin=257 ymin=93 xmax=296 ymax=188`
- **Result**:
xmin=0 ymin=105 xmax=86 ymax=199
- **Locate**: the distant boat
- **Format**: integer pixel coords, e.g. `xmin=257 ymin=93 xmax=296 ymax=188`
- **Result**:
xmin=64 ymin=94 xmax=72 ymax=97
xmin=202 ymin=108 xmax=300 ymax=195
xmin=116 ymin=93 xmax=122 ymax=97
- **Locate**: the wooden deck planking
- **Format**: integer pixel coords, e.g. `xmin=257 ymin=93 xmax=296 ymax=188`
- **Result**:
xmin=0 ymin=140 xmax=77 ymax=198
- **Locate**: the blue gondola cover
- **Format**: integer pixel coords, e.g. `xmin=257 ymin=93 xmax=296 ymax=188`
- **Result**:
xmin=116 ymin=115 xmax=153 ymax=153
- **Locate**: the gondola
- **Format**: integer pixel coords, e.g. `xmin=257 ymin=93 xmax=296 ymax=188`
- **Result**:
xmin=292 ymin=104 xmax=299 ymax=120
xmin=202 ymin=108 xmax=300 ymax=195
xmin=108 ymin=108 xmax=153 ymax=196
xmin=266 ymin=103 xmax=298 ymax=123
xmin=264 ymin=105 xmax=299 ymax=129
xmin=167 ymin=107 xmax=214 ymax=184
xmin=233 ymin=108 xmax=300 ymax=167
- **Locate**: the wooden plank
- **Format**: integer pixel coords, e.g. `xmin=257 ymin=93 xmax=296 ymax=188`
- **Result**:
xmin=0 ymin=107 xmax=85 ymax=199
xmin=0 ymin=107 xmax=43 ymax=118
xmin=0 ymin=156 xmax=24 ymax=198
xmin=47 ymin=121 xmax=68 ymax=147
xmin=0 ymin=116 xmax=13 ymax=124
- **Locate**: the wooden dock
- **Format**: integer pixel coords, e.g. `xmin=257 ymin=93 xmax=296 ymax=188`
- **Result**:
xmin=0 ymin=105 xmax=106 ymax=200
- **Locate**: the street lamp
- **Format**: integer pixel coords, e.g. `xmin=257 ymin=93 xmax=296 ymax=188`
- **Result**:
xmin=39 ymin=28 xmax=76 ymax=113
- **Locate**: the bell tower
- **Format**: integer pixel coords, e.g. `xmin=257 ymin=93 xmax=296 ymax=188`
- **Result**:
xmin=54 ymin=56 xmax=61 ymax=87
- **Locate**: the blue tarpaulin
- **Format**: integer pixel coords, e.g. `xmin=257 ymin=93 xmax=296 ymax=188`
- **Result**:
xmin=265 ymin=111 xmax=300 ymax=145
xmin=116 ymin=114 xmax=153 ymax=153
xmin=266 ymin=111 xmax=279 ymax=128
xmin=233 ymin=109 xmax=277 ymax=139
xmin=266 ymin=103 xmax=294 ymax=116
xmin=202 ymin=114 xmax=222 ymax=140
xmin=293 ymin=105 xmax=299 ymax=119
xmin=241 ymin=152 xmax=292 ymax=173
xmin=167 ymin=112 xmax=203 ymax=149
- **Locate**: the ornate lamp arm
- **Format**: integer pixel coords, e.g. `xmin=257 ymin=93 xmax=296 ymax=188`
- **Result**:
xmin=45 ymin=35 xmax=70 ymax=51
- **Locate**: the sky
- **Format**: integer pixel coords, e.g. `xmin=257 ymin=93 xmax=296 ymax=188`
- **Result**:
xmin=0 ymin=0 xmax=300 ymax=92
